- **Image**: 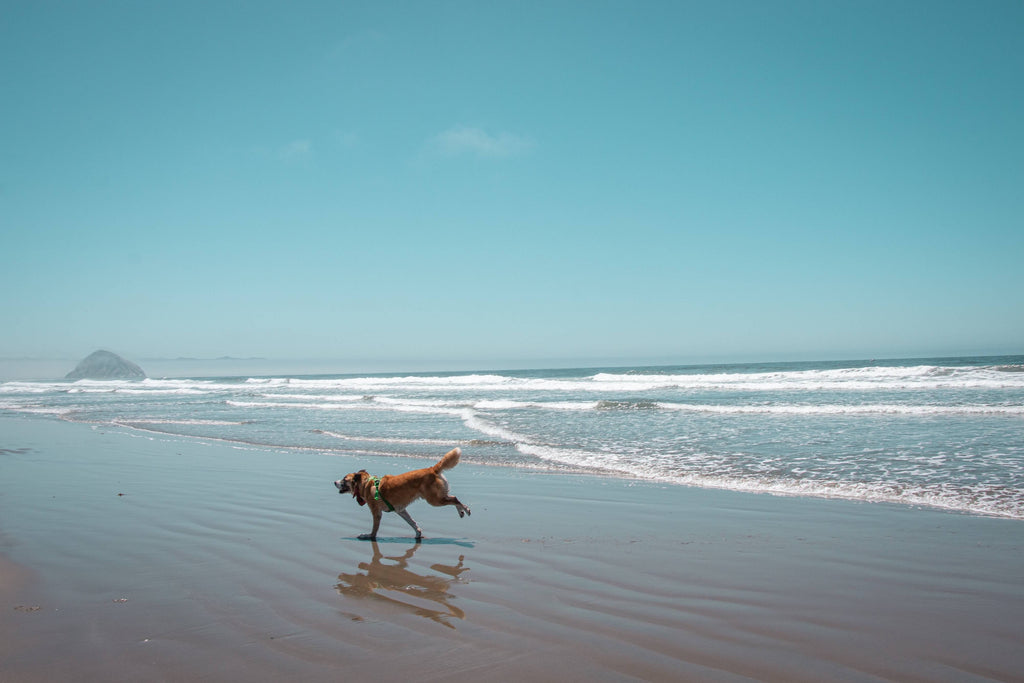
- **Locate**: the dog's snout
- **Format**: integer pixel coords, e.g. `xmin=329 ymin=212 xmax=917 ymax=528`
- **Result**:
xmin=334 ymin=479 xmax=348 ymax=493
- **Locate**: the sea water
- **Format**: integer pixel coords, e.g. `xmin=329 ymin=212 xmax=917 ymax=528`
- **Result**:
xmin=2 ymin=356 xmax=1022 ymax=518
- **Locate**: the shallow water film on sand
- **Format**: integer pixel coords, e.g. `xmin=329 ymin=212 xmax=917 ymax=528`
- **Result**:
xmin=3 ymin=355 xmax=1022 ymax=518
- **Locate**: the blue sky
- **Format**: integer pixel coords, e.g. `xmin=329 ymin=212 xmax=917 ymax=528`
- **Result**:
xmin=2 ymin=1 xmax=1022 ymax=371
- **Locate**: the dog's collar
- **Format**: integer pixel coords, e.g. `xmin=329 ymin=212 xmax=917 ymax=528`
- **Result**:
xmin=370 ymin=475 xmax=395 ymax=512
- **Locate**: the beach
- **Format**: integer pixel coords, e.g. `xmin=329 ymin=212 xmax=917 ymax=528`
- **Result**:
xmin=2 ymin=415 xmax=1023 ymax=682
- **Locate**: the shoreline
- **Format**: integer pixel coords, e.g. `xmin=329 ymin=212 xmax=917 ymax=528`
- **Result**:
xmin=3 ymin=354 xmax=1022 ymax=522
xmin=2 ymin=415 xmax=1023 ymax=681
xmin=47 ymin=412 xmax=1024 ymax=522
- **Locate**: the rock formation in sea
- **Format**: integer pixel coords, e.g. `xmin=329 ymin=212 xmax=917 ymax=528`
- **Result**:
xmin=65 ymin=350 xmax=146 ymax=380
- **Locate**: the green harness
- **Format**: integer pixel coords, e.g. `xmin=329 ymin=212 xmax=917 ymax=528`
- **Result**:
xmin=370 ymin=475 xmax=395 ymax=512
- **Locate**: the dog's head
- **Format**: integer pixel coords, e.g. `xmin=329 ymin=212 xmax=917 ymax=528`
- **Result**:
xmin=334 ymin=470 xmax=369 ymax=506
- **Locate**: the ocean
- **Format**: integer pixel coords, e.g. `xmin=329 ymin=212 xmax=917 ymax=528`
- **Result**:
xmin=2 ymin=355 xmax=1022 ymax=519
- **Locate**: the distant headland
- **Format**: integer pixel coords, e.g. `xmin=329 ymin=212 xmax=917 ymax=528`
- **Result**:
xmin=66 ymin=350 xmax=146 ymax=380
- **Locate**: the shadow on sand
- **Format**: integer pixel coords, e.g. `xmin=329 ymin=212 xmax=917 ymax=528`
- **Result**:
xmin=343 ymin=536 xmax=475 ymax=548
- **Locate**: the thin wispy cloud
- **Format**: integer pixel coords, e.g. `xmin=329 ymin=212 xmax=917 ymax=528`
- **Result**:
xmin=334 ymin=130 xmax=360 ymax=148
xmin=429 ymin=126 xmax=533 ymax=158
xmin=279 ymin=139 xmax=312 ymax=162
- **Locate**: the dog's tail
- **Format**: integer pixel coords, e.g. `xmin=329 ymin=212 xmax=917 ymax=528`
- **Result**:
xmin=432 ymin=447 xmax=461 ymax=473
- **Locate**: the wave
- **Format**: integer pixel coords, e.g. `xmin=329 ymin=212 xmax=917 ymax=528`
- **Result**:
xmin=7 ymin=376 xmax=1019 ymax=520
xmin=5 ymin=362 xmax=1024 ymax=398
xmin=245 ymin=374 xmax=515 ymax=389
xmin=655 ymin=403 xmax=1024 ymax=416
xmin=312 ymin=429 xmax=474 ymax=448
xmin=460 ymin=411 xmax=525 ymax=445
xmin=590 ymin=364 xmax=1024 ymax=392
xmin=258 ymin=393 xmax=367 ymax=402
xmin=225 ymin=398 xmax=469 ymax=419
xmin=71 ymin=387 xmax=211 ymax=395
xmin=595 ymin=400 xmax=662 ymax=411
xmin=119 ymin=418 xmax=252 ymax=426
xmin=109 ymin=393 xmax=1019 ymax=420
xmin=515 ymin=442 xmax=1024 ymax=519
xmin=473 ymin=399 xmax=596 ymax=411
xmin=994 ymin=364 xmax=1024 ymax=373
xmin=6 ymin=384 xmax=1020 ymax=423
xmin=0 ymin=383 xmax=62 ymax=394
xmin=238 ymin=363 xmax=1024 ymax=393
xmin=0 ymin=402 xmax=72 ymax=416
xmin=469 ymin=399 xmax=1024 ymax=417
xmin=0 ymin=378 xmax=238 ymax=395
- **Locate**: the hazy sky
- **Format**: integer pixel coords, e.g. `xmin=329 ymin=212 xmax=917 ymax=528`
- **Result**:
xmin=2 ymin=1 xmax=1022 ymax=370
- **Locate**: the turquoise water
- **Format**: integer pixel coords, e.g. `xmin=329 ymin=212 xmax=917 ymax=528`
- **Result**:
xmin=2 ymin=356 xmax=1022 ymax=518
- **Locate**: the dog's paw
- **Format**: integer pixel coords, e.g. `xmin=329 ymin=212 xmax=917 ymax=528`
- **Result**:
xmin=357 ymin=533 xmax=376 ymax=541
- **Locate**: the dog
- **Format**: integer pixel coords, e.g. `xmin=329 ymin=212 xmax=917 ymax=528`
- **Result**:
xmin=334 ymin=447 xmax=471 ymax=541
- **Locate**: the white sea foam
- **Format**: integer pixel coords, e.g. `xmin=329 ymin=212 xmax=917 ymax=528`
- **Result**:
xmin=243 ymin=363 xmax=1024 ymax=394
xmin=315 ymin=429 xmax=458 ymax=447
xmin=513 ymin=441 xmax=1024 ymax=518
xmin=0 ymin=378 xmax=236 ymax=395
xmin=373 ymin=396 xmax=466 ymax=409
xmin=473 ymin=399 xmax=598 ymax=411
xmin=5 ymin=363 xmax=1022 ymax=397
xmin=225 ymin=399 xmax=390 ymax=413
xmin=105 ymin=387 xmax=211 ymax=395
xmin=258 ymin=393 xmax=366 ymax=402
xmin=0 ymin=401 xmax=71 ymax=416
xmin=245 ymin=374 xmax=513 ymax=390
xmin=225 ymin=398 xmax=466 ymax=417
xmin=460 ymin=411 xmax=526 ymax=445
xmin=244 ymin=377 xmax=289 ymax=385
xmin=227 ymin=400 xmax=344 ymax=411
xmin=517 ymin=443 xmax=639 ymax=475
xmin=655 ymin=403 xmax=1024 ymax=416
xmin=591 ymin=364 xmax=1024 ymax=392
xmin=0 ymin=383 xmax=60 ymax=394
xmin=459 ymin=399 xmax=1024 ymax=416
xmin=120 ymin=419 xmax=250 ymax=426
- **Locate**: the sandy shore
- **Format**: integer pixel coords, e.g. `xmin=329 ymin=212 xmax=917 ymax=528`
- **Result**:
xmin=2 ymin=416 xmax=1023 ymax=682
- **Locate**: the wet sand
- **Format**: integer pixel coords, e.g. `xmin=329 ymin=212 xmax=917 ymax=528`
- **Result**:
xmin=2 ymin=416 xmax=1023 ymax=681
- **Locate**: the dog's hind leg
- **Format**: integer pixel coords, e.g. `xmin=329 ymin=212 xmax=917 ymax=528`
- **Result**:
xmin=397 ymin=509 xmax=422 ymax=539
xmin=448 ymin=496 xmax=471 ymax=518
xmin=433 ymin=494 xmax=471 ymax=518
xmin=426 ymin=476 xmax=471 ymax=518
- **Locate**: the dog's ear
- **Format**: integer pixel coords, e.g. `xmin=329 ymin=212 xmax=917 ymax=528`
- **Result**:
xmin=352 ymin=471 xmax=368 ymax=506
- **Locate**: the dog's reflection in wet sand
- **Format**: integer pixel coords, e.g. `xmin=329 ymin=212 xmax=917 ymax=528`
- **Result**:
xmin=335 ymin=541 xmax=469 ymax=628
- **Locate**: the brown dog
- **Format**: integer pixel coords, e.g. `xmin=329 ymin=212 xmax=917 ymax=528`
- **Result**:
xmin=334 ymin=447 xmax=471 ymax=540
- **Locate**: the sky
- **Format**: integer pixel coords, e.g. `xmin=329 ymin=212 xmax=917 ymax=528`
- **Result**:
xmin=2 ymin=1 xmax=1022 ymax=373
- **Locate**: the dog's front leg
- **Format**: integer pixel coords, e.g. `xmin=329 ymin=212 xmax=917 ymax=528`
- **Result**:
xmin=358 ymin=509 xmax=382 ymax=541
xmin=397 ymin=509 xmax=422 ymax=540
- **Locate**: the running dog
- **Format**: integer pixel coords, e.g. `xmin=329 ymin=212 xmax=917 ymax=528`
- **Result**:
xmin=334 ymin=447 xmax=471 ymax=540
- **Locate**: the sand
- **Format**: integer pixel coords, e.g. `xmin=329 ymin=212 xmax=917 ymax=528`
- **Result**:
xmin=1 ymin=416 xmax=1023 ymax=682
